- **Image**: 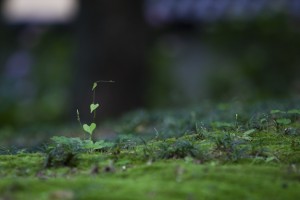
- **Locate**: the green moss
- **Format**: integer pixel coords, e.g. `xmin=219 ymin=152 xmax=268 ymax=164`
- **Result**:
xmin=0 ymin=162 xmax=299 ymax=199
xmin=1 ymin=105 xmax=300 ymax=199
xmin=0 ymin=154 xmax=44 ymax=177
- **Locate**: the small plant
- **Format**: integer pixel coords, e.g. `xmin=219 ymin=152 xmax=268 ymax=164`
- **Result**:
xmin=157 ymin=139 xmax=201 ymax=159
xmin=45 ymin=137 xmax=83 ymax=168
xmin=241 ymin=129 xmax=256 ymax=141
xmin=213 ymin=132 xmax=247 ymax=161
xmin=270 ymin=109 xmax=293 ymax=131
xmin=77 ymin=80 xmax=114 ymax=141
xmin=194 ymin=123 xmax=208 ymax=140
xmin=287 ymin=109 xmax=300 ymax=121
xmin=46 ymin=81 xmax=114 ymax=167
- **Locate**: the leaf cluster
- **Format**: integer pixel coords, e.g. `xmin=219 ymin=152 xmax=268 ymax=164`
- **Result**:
xmin=44 ymin=136 xmax=114 ymax=168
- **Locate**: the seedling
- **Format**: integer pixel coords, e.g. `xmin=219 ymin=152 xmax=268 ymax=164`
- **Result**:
xmin=270 ymin=109 xmax=294 ymax=131
xmin=46 ymin=80 xmax=114 ymax=165
xmin=77 ymin=80 xmax=114 ymax=140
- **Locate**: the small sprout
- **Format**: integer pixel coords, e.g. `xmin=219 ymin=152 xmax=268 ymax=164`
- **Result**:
xmin=93 ymin=80 xmax=115 ymax=91
xmin=92 ymin=82 xmax=98 ymax=91
xmin=77 ymin=80 xmax=113 ymax=140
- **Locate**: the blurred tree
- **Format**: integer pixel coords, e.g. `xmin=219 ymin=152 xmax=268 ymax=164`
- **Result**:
xmin=74 ymin=0 xmax=150 ymax=120
xmin=204 ymin=17 xmax=300 ymax=100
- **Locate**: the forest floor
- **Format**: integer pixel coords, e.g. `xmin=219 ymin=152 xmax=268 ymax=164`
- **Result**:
xmin=0 ymin=101 xmax=300 ymax=200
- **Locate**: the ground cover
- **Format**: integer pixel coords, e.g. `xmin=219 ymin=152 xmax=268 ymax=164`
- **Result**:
xmin=0 ymin=102 xmax=300 ymax=199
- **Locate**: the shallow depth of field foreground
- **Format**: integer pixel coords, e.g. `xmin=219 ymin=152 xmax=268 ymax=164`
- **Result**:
xmin=1 ymin=102 xmax=300 ymax=199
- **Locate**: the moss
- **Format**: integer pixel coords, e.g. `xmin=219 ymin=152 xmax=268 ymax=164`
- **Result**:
xmin=1 ymin=105 xmax=300 ymax=199
xmin=0 ymin=154 xmax=44 ymax=177
xmin=0 ymin=162 xmax=300 ymax=199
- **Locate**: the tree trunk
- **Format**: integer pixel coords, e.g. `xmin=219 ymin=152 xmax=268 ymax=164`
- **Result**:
xmin=74 ymin=0 xmax=149 ymax=120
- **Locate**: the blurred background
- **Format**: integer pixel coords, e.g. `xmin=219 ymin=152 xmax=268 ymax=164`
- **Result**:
xmin=0 ymin=0 xmax=300 ymax=138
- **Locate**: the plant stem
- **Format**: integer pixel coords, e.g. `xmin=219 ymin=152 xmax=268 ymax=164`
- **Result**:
xmin=92 ymin=89 xmax=96 ymax=122
xmin=77 ymin=109 xmax=86 ymax=139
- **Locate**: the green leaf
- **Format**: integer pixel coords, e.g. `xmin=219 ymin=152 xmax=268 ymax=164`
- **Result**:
xmin=90 ymin=103 xmax=99 ymax=113
xmin=287 ymin=109 xmax=300 ymax=115
xmin=82 ymin=140 xmax=114 ymax=150
xmin=50 ymin=136 xmax=83 ymax=148
xmin=243 ymin=129 xmax=256 ymax=136
xmin=242 ymin=129 xmax=256 ymax=141
xmin=270 ymin=110 xmax=285 ymax=114
xmin=260 ymin=118 xmax=267 ymax=124
xmin=211 ymin=121 xmax=234 ymax=128
xmin=266 ymin=156 xmax=277 ymax=163
xmin=83 ymin=123 xmax=96 ymax=135
xmin=92 ymin=82 xmax=98 ymax=91
xmin=94 ymin=140 xmax=114 ymax=148
xmin=276 ymin=118 xmax=291 ymax=125
xmin=82 ymin=140 xmax=95 ymax=149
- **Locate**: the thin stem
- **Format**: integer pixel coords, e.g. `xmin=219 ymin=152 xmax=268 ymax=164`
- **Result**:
xmin=92 ymin=89 xmax=96 ymax=122
xmin=77 ymin=110 xmax=82 ymax=127
xmin=77 ymin=109 xmax=86 ymax=140
xmin=96 ymin=80 xmax=115 ymax=83
xmin=92 ymin=80 xmax=114 ymax=122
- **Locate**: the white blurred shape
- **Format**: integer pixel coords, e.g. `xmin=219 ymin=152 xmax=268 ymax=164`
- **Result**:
xmin=2 ymin=0 xmax=78 ymax=23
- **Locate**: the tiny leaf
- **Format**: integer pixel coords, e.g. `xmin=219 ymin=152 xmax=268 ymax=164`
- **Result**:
xmin=287 ymin=109 xmax=300 ymax=115
xmin=260 ymin=118 xmax=267 ymax=124
xmin=92 ymin=82 xmax=98 ymax=91
xmin=83 ymin=123 xmax=97 ymax=135
xmin=243 ymin=129 xmax=256 ymax=136
xmin=242 ymin=129 xmax=256 ymax=141
xmin=276 ymin=118 xmax=291 ymax=125
xmin=90 ymin=103 xmax=99 ymax=113
xmin=270 ymin=110 xmax=285 ymax=114
xmin=266 ymin=156 xmax=277 ymax=163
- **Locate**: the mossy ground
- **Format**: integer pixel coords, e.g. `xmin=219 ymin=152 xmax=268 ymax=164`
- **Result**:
xmin=1 ymin=102 xmax=300 ymax=199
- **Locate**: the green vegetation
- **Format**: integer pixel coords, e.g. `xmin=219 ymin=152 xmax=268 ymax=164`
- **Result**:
xmin=1 ymin=102 xmax=300 ymax=199
xmin=45 ymin=81 xmax=114 ymax=168
xmin=79 ymin=80 xmax=114 ymax=140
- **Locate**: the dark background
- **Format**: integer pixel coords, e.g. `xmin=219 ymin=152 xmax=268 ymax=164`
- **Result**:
xmin=0 ymin=0 xmax=300 ymax=131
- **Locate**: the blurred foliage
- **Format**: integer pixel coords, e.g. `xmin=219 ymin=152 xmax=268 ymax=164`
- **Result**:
xmin=204 ymin=15 xmax=300 ymax=100
xmin=146 ymin=42 xmax=174 ymax=108
xmin=1 ymin=14 xmax=300 ymax=132
xmin=147 ymin=15 xmax=300 ymax=107
xmin=0 ymin=27 xmax=74 ymax=128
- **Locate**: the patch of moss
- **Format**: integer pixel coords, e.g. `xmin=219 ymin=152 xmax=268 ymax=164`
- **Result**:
xmin=1 ymin=105 xmax=300 ymax=199
xmin=0 ymin=162 xmax=300 ymax=199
